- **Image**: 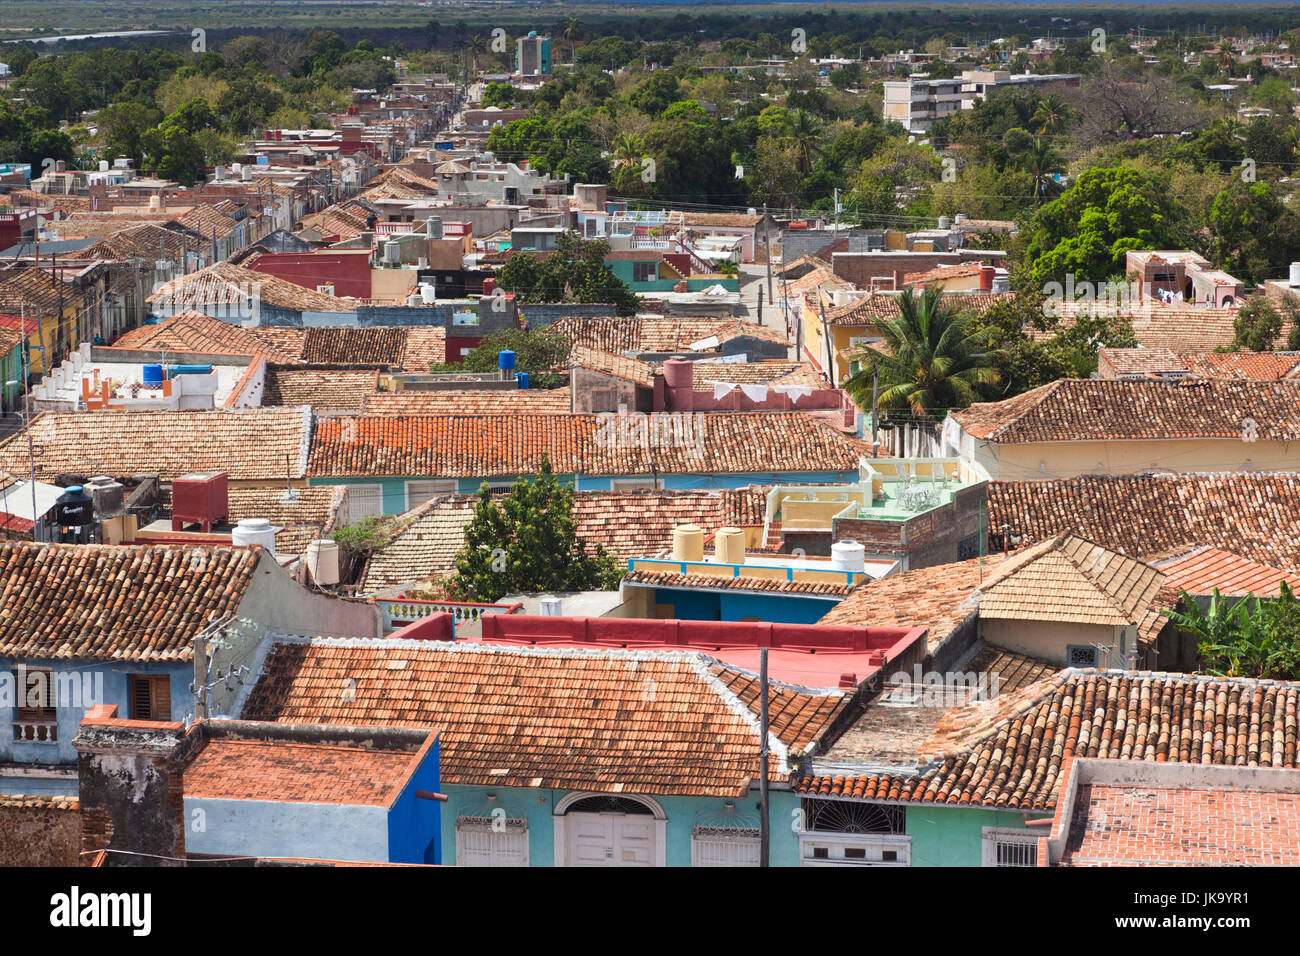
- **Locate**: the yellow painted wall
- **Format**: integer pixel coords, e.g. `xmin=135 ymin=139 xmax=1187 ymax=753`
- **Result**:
xmin=981 ymin=619 xmax=1120 ymax=666
xmin=991 ymin=438 xmax=1300 ymax=480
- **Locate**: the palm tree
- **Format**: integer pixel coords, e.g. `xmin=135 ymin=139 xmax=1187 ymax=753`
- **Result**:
xmin=611 ymin=132 xmax=642 ymax=166
xmin=843 ymin=286 xmax=1000 ymax=420
xmin=467 ymin=33 xmax=487 ymax=75
xmin=561 ymin=17 xmax=583 ymax=67
xmin=1020 ymin=137 xmax=1064 ymax=203
xmin=787 ymin=108 xmax=823 ymax=177
xmin=1031 ymin=93 xmax=1068 ymax=136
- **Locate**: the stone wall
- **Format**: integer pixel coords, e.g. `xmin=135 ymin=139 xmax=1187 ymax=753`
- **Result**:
xmin=0 ymin=796 xmax=82 ymax=866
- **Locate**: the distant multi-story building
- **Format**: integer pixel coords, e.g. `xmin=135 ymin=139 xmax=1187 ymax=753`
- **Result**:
xmin=515 ymin=32 xmax=552 ymax=78
xmin=884 ymin=70 xmax=1081 ymax=133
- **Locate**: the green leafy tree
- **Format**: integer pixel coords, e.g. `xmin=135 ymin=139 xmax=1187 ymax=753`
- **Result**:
xmin=1231 ymin=297 xmax=1283 ymax=351
xmin=456 ymin=327 xmax=572 ymax=385
xmin=448 ymin=457 xmax=623 ymax=602
xmin=497 ymin=233 xmax=640 ymax=314
xmin=1164 ymin=584 xmax=1300 ymax=679
xmin=481 ymin=82 xmax=515 ymax=110
xmin=1210 ymin=180 xmax=1300 ymax=284
xmin=1025 ymin=167 xmax=1183 ymax=289
xmin=844 ymin=286 xmax=1001 ymax=419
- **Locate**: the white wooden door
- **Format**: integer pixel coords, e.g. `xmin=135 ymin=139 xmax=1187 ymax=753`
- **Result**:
xmin=565 ymin=813 xmax=656 ymax=867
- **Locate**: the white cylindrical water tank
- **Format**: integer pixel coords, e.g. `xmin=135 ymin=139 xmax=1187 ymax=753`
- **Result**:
xmin=232 ymin=518 xmax=277 ymax=557
xmin=1290 ymin=262 xmax=1300 ymax=288
xmin=991 ymin=276 xmax=1010 ymax=293
xmin=306 ymin=539 xmax=340 ymax=585
xmin=539 ymin=596 xmax=563 ymax=616
xmin=831 ymin=539 xmax=867 ymax=573
xmin=419 ymin=282 xmax=436 ymax=304
xmin=937 ymin=215 xmax=951 ymax=230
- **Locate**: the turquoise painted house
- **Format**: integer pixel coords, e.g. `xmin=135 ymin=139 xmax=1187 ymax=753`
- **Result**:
xmin=604 ymin=250 xmax=740 ymax=294
xmin=307 ymin=410 xmax=866 ymax=519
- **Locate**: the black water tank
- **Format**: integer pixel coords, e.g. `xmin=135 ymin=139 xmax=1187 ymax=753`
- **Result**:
xmin=54 ymin=486 xmax=94 ymax=527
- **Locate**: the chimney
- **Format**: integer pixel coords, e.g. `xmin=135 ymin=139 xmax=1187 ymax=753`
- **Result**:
xmin=73 ymin=705 xmax=197 ymax=866
xmin=662 ymin=357 xmax=694 ymax=412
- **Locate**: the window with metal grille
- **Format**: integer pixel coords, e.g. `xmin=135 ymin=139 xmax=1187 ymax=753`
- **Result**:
xmin=632 ymin=261 xmax=657 ymax=283
xmin=344 ymin=483 xmax=385 ymax=522
xmin=982 ymin=827 xmax=1039 ymax=867
xmin=691 ymin=827 xmax=761 ymax=867
xmin=129 ymin=675 xmax=171 ymax=721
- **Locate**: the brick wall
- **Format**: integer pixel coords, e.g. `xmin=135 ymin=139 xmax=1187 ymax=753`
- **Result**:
xmin=0 ymin=797 xmax=82 ymax=866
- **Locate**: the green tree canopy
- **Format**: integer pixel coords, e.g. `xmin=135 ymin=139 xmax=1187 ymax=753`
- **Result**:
xmin=448 ymin=457 xmax=623 ymax=602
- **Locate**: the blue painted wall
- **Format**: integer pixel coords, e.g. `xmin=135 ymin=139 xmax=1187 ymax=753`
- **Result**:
xmin=439 ymin=784 xmax=802 ymax=866
xmin=645 ymin=588 xmax=843 ymax=624
xmin=184 ymin=797 xmax=389 ymax=861
xmin=0 ymin=657 xmax=192 ymax=766
xmin=387 ymin=736 xmax=443 ymax=865
xmin=311 ymin=470 xmax=858 ymax=516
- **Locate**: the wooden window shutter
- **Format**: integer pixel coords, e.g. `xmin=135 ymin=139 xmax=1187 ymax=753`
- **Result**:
xmin=150 ymin=677 xmax=171 ymax=721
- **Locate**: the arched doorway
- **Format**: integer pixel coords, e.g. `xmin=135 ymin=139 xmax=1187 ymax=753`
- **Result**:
xmin=553 ymin=793 xmax=667 ymax=866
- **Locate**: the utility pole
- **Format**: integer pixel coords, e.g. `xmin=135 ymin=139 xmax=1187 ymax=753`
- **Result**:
xmin=20 ymin=306 xmax=36 ymax=540
xmin=193 ymin=631 xmax=209 ymax=719
xmin=759 ymin=645 xmax=770 ymax=868
xmin=833 ymin=186 xmax=840 ymax=235
xmin=762 ymin=203 xmax=773 ymax=306
xmin=756 ymin=284 xmax=763 ymax=327
xmin=871 ymin=361 xmax=879 ymax=451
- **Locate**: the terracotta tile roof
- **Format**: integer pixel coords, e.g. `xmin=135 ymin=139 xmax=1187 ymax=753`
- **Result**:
xmin=623 ymin=567 xmax=855 ymax=597
xmin=246 ymin=326 xmax=307 ymax=361
xmin=683 ymin=213 xmax=764 ymax=229
xmin=111 ymin=311 xmax=304 ymax=363
xmin=691 ymin=361 xmax=824 ymax=388
xmin=1059 ymin=781 xmax=1300 ymax=866
xmin=295 ymin=326 xmax=445 ymax=370
xmin=0 ymin=541 xmax=258 ymax=661
xmin=818 ymin=556 xmax=1003 ymax=653
xmin=148 ymin=261 xmax=354 ymax=314
xmin=79 ymin=223 xmax=190 ymax=262
xmin=568 ymin=344 xmax=655 ymax=387
xmin=0 ymin=265 xmax=76 ymax=313
xmin=1151 ymin=546 xmax=1300 ymax=597
xmin=183 ymin=738 xmax=417 ymax=806
xmin=902 ymin=262 xmax=985 ymax=285
xmin=358 ymin=487 xmax=769 ymax=592
xmin=950 ymin=379 xmax=1300 ymax=442
xmin=262 ymin=367 xmax=380 ymax=410
xmin=797 ymin=670 xmax=1300 ymax=809
xmin=356 ymin=495 xmax=477 ymax=591
xmin=977 ymin=534 xmax=1172 ymax=645
xmin=361 ymin=387 xmax=572 ymax=415
xmin=550 ymin=316 xmax=790 ymax=353
xmin=398 ymin=326 xmax=446 ymax=371
xmin=225 ymin=485 xmax=339 ymax=555
xmin=307 ymin=412 xmax=863 ymax=479
xmin=0 ymin=407 xmax=313 ymax=482
xmin=295 ymin=206 xmax=369 ymax=238
xmin=1096 ymin=346 xmax=1187 ymax=378
xmin=988 ymin=473 xmax=1300 ymax=571
xmin=815 ymin=644 xmax=1061 ymax=766
xmin=826 ymin=291 xmax=1012 ymax=327
xmin=240 ymin=637 xmax=845 ymax=797
xmin=1183 ymin=351 xmax=1300 ymax=380
xmin=177 ymin=205 xmax=239 ymax=237
xmin=1046 ymin=302 xmax=1251 ymax=354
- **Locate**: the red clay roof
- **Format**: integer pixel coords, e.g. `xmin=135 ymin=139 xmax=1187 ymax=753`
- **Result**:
xmin=798 ymin=670 xmax=1300 ymax=810
xmin=1152 ymin=546 xmax=1300 ymax=597
xmin=951 ymin=379 xmax=1300 ymax=442
xmin=183 ymin=738 xmax=419 ymax=806
xmin=987 ymin=473 xmax=1300 ymax=570
xmin=1059 ymin=782 xmax=1300 ymax=866
xmin=0 ymin=407 xmax=313 ymax=482
xmin=362 ymin=388 xmax=572 ymax=416
xmin=240 ymin=637 xmax=845 ymax=797
xmin=306 ymin=412 xmax=864 ymax=478
xmin=0 ymin=541 xmax=259 ymax=661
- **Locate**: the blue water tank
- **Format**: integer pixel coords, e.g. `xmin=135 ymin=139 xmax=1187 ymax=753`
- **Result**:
xmin=142 ymin=364 xmax=164 ymax=386
xmin=498 ymin=350 xmax=516 ymax=371
xmin=167 ymin=364 xmax=214 ymax=378
xmin=517 ymin=372 xmax=529 ymax=390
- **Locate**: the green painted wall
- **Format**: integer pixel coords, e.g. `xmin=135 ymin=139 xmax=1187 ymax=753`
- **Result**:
xmin=906 ymin=805 xmax=1050 ymax=866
